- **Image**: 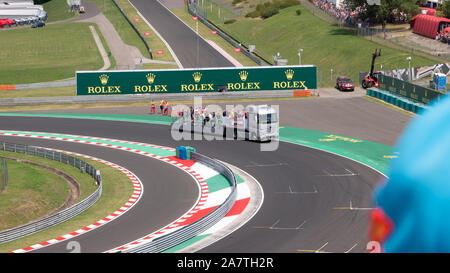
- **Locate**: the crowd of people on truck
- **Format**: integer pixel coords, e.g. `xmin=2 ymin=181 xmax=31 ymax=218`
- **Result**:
xmin=149 ymin=99 xmax=247 ymax=128
xmin=178 ymin=106 xmax=248 ymax=130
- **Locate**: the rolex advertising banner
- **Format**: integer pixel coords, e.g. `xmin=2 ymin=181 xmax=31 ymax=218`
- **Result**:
xmin=76 ymin=65 xmax=317 ymax=95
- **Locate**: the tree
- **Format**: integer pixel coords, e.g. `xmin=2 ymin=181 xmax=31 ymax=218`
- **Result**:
xmin=439 ymin=0 xmax=450 ymax=19
xmin=343 ymin=0 xmax=420 ymax=24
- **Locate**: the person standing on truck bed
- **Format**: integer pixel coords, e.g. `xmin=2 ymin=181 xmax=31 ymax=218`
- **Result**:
xmin=160 ymin=99 xmax=165 ymax=114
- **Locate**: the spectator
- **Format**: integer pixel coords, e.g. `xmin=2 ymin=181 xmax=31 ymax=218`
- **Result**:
xmin=160 ymin=99 xmax=165 ymax=114
xmin=150 ymin=100 xmax=156 ymax=114
xmin=163 ymin=102 xmax=169 ymax=116
xmin=312 ymin=0 xmax=364 ymax=26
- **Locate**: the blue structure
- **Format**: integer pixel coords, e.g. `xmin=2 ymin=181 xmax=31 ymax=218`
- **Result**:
xmin=374 ymin=93 xmax=450 ymax=252
xmin=176 ymin=146 xmax=187 ymax=160
xmin=433 ymin=73 xmax=447 ymax=91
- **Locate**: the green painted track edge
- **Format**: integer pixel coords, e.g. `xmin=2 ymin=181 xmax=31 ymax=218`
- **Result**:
xmin=0 ymin=112 xmax=392 ymax=175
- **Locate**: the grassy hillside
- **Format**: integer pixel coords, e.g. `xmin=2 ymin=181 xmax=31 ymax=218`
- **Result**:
xmin=213 ymin=5 xmax=437 ymax=87
xmin=0 ymin=158 xmax=68 ymax=231
xmin=0 ymin=23 xmax=103 ymax=84
xmin=114 ymin=0 xmax=176 ymax=63
xmin=89 ymin=0 xmax=150 ymax=59
xmin=0 ymin=151 xmax=132 ymax=253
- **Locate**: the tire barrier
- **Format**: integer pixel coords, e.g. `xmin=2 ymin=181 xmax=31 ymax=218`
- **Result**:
xmin=0 ymin=142 xmax=102 ymax=244
xmin=367 ymin=88 xmax=427 ymax=114
xmin=121 ymin=151 xmax=237 ymax=253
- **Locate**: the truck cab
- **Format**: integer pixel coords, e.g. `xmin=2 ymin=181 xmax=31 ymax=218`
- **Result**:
xmin=245 ymin=105 xmax=279 ymax=142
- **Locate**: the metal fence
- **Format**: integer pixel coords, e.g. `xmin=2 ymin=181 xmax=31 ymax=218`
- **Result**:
xmin=122 ymin=151 xmax=237 ymax=253
xmin=302 ymin=0 xmax=450 ymax=61
xmin=0 ymin=142 xmax=102 ymax=244
xmin=0 ymin=142 xmax=99 ymax=179
xmin=0 ymin=159 xmax=7 ymax=195
xmin=14 ymin=80 xmax=76 ymax=90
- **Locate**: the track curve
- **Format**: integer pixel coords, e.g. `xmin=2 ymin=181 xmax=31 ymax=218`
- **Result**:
xmin=130 ymin=0 xmax=235 ymax=68
xmin=0 ymin=133 xmax=199 ymax=253
xmin=0 ymin=116 xmax=383 ymax=253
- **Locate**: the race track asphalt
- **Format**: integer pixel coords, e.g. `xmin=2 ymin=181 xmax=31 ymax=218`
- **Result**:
xmin=129 ymin=0 xmax=234 ymax=68
xmin=0 ymin=116 xmax=383 ymax=253
xmin=0 ymin=132 xmax=199 ymax=253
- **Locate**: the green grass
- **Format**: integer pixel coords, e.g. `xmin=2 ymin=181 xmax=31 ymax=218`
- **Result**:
xmin=198 ymin=0 xmax=240 ymax=22
xmin=90 ymin=0 xmax=150 ymax=59
xmin=171 ymin=8 xmax=257 ymax=67
xmin=92 ymin=23 xmax=117 ymax=70
xmin=208 ymin=5 xmax=437 ymax=87
xmin=115 ymin=0 xmax=176 ymax=63
xmin=41 ymin=0 xmax=78 ymax=23
xmin=0 ymin=86 xmax=75 ymax=99
xmin=88 ymin=0 xmax=179 ymax=64
xmin=0 ymin=23 xmax=104 ymax=84
xmin=140 ymin=63 xmax=180 ymax=70
xmin=0 ymin=157 xmax=68 ymax=231
xmin=0 ymin=150 xmax=133 ymax=253
xmin=0 ymin=151 xmax=97 ymax=201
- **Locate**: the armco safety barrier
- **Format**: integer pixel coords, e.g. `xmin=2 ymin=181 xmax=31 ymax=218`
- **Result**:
xmin=122 ymin=151 xmax=237 ymax=253
xmin=0 ymin=80 xmax=76 ymax=91
xmin=188 ymin=3 xmax=272 ymax=66
xmin=0 ymin=90 xmax=296 ymax=106
xmin=111 ymin=0 xmax=153 ymax=60
xmin=0 ymin=142 xmax=102 ymax=244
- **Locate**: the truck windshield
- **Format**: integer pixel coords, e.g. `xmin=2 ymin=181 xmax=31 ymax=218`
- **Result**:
xmin=258 ymin=113 xmax=278 ymax=123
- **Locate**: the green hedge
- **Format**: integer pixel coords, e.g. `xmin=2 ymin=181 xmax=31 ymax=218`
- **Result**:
xmin=245 ymin=0 xmax=299 ymax=19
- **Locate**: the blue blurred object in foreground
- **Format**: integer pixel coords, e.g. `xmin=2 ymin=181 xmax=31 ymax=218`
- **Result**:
xmin=375 ymin=94 xmax=450 ymax=253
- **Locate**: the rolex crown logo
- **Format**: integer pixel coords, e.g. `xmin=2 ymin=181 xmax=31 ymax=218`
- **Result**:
xmin=99 ymin=74 xmax=109 ymax=85
xmin=239 ymin=71 xmax=248 ymax=81
xmin=285 ymin=69 xmax=294 ymax=80
xmin=146 ymin=73 xmax=156 ymax=84
xmin=193 ymin=72 xmax=202 ymax=83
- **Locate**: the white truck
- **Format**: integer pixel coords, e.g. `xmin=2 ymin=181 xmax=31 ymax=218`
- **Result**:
xmin=172 ymin=104 xmax=279 ymax=142
xmin=244 ymin=105 xmax=279 ymax=142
